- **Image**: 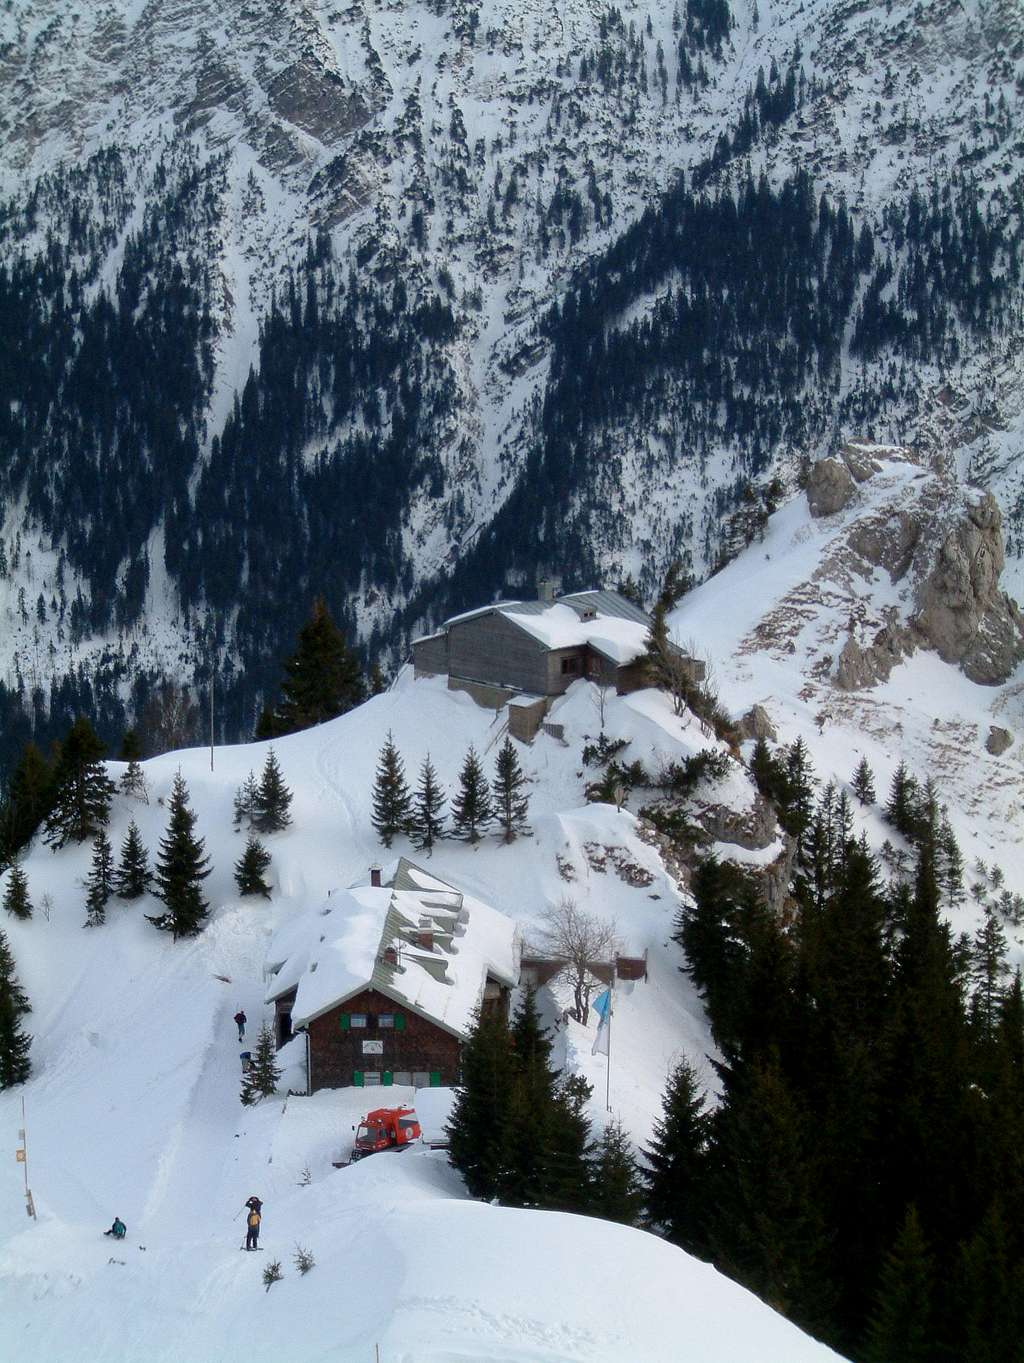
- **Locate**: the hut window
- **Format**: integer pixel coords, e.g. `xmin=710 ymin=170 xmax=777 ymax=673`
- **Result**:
xmin=378 ymin=1013 xmax=405 ymax=1030
xmin=341 ymin=1013 xmax=368 ymax=1030
xmin=560 ymin=656 xmax=580 ymax=675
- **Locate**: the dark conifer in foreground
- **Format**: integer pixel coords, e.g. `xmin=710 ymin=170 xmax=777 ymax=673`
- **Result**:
xmin=645 ymin=1057 xmax=711 ymax=1253
xmin=235 ymin=834 xmax=272 ymax=898
xmin=590 ymin=1119 xmax=644 ymax=1226
xmin=44 ymin=717 xmax=115 ymax=849
xmin=2 ymin=865 xmax=32 ymax=920
xmin=446 ymin=1006 xmax=519 ymax=1199
xmin=84 ymin=829 xmax=115 ymax=927
xmin=492 ymin=738 xmax=530 ymax=842
xmin=885 ymin=760 xmax=920 ymax=841
xmin=863 ymin=1206 xmax=933 ymax=1363
xmin=371 ymin=730 xmax=412 ymax=848
xmin=148 ymin=771 xmax=212 ymax=940
xmin=241 ymin=1021 xmax=282 ymax=1105
xmin=452 ymin=745 xmax=492 ymax=844
xmin=0 ymin=928 xmax=31 ymax=1088
xmin=851 ymin=756 xmax=876 ymax=806
xmin=411 ymin=754 xmax=446 ymax=853
xmin=257 ymin=597 xmax=364 ymax=737
xmin=115 ymin=820 xmax=151 ymax=900
xmin=254 ymin=748 xmax=292 ymax=833
xmin=0 ymin=742 xmax=53 ymax=862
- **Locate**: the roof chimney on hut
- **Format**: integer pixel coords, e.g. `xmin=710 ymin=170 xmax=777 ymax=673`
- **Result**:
xmin=537 ymin=578 xmax=557 ymax=605
xmin=369 ymin=864 xmax=382 ymax=888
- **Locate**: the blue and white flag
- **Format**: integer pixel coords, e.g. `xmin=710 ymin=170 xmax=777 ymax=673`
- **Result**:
xmin=591 ymin=987 xmax=612 ymax=1056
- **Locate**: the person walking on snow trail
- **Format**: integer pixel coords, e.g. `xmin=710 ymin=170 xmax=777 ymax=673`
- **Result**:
xmin=245 ymin=1204 xmax=261 ymax=1251
xmin=234 ymin=1009 xmax=246 ymax=1042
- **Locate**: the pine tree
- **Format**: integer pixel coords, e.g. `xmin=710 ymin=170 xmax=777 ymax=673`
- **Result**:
xmin=645 ymin=1058 xmax=711 ymax=1253
xmin=411 ymin=754 xmax=446 ymax=853
xmin=371 ymin=731 xmax=412 ymax=848
xmin=43 ymin=717 xmax=115 ymax=849
xmin=0 ymin=742 xmax=53 ymax=862
xmin=447 ymin=1006 xmax=520 ymax=1199
xmin=851 ymin=756 xmax=876 ymax=806
xmin=119 ymin=757 xmax=149 ymax=804
xmin=590 ymin=1119 xmax=644 ymax=1225
xmin=119 ymin=729 xmax=143 ymax=762
xmin=863 ymin=1206 xmax=934 ymax=1363
xmin=257 ymin=597 xmax=364 ymax=737
xmin=885 ymin=761 xmax=920 ymax=841
xmin=254 ymin=748 xmax=292 ymax=833
xmin=84 ymin=829 xmax=114 ymax=927
xmin=233 ymin=770 xmax=259 ymax=830
xmin=115 ymin=820 xmax=151 ymax=900
xmin=235 ymin=834 xmax=272 ymax=898
xmin=0 ymin=928 xmax=31 ymax=1088
xmin=492 ymin=738 xmax=530 ymax=842
xmin=2 ymin=866 xmax=32 ymax=920
xmin=939 ymin=815 xmax=965 ymax=908
xmin=451 ymin=745 xmax=492 ymax=844
xmin=147 ymin=771 xmax=212 ymax=940
xmin=241 ymin=1021 xmax=282 ymax=1104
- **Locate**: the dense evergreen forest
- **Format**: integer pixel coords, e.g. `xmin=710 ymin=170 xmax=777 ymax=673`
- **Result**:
xmin=0 ymin=123 xmax=1021 ymax=778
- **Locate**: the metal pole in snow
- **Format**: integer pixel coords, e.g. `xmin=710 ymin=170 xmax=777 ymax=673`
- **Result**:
xmin=210 ymin=663 xmax=215 ymax=772
xmin=605 ymin=973 xmax=614 ymax=1112
xmin=18 ymin=1095 xmax=35 ymax=1219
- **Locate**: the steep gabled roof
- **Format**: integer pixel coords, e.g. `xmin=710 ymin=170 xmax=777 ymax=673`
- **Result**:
xmin=264 ymin=860 xmax=520 ymax=1039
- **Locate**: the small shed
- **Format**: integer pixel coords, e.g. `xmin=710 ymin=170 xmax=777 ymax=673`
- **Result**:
xmin=264 ymin=859 xmax=521 ymax=1093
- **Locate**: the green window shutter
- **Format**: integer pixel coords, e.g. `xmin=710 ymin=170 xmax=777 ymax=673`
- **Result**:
xmin=394 ymin=1013 xmax=405 ymax=1031
xmin=383 ymin=1071 xmax=393 ymax=1086
xmin=339 ymin=1013 xmax=350 ymax=1030
xmin=429 ymin=1071 xmax=441 ymax=1087
xmin=353 ymin=1070 xmax=363 ymax=1087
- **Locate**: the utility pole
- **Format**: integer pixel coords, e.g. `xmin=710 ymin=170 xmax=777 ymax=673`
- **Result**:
xmin=210 ymin=662 xmax=215 ymax=772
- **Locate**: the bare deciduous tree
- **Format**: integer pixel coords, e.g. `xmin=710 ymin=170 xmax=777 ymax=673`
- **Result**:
xmin=139 ymin=681 xmax=200 ymax=757
xmin=537 ymin=897 xmax=618 ymax=1026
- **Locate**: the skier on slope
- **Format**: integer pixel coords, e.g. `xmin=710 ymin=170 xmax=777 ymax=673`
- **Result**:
xmin=244 ymin=1203 xmax=262 ymax=1251
xmin=234 ymin=1009 xmax=247 ymax=1042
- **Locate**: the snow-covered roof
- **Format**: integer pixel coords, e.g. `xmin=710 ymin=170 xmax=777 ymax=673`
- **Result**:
xmin=421 ymin=589 xmax=653 ymax=667
xmin=265 ymin=859 xmax=520 ymax=1037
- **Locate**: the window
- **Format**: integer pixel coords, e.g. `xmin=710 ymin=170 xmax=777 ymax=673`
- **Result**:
xmin=378 ymin=1014 xmax=394 ymax=1028
xmin=560 ymin=656 xmax=580 ymax=675
xmin=341 ymin=1012 xmax=368 ymax=1030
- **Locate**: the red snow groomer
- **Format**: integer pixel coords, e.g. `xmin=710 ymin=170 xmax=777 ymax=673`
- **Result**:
xmin=348 ymin=1107 xmax=422 ymax=1162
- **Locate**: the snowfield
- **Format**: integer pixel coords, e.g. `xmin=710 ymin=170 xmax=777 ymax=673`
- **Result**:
xmin=0 ymin=672 xmax=847 ymax=1362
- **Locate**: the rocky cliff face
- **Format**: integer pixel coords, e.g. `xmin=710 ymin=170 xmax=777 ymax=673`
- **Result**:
xmin=805 ymin=444 xmax=1024 ymax=689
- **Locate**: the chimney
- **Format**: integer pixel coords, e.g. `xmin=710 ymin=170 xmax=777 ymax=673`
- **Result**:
xmin=538 ymin=578 xmax=557 ymax=605
xmin=382 ymin=945 xmax=399 ymax=967
xmin=415 ymin=928 xmax=434 ymax=952
xmin=369 ymin=865 xmax=382 ymax=888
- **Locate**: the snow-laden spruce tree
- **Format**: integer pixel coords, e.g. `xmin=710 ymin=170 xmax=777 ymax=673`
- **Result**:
xmin=2 ymin=865 xmax=32 ymax=920
xmin=0 ymin=927 xmax=31 ymax=1088
xmin=147 ymin=771 xmax=212 ymax=940
xmin=84 ymin=829 xmax=115 ymax=927
xmin=115 ymin=820 xmax=151 ymax=900
xmin=492 ymin=737 xmax=530 ymax=842
xmin=241 ymin=1021 xmax=282 ymax=1105
xmin=235 ymin=833 xmax=272 ymax=898
xmin=451 ymin=745 xmax=492 ymax=844
xmin=233 ymin=770 xmax=259 ymax=830
xmin=411 ymin=753 xmax=446 ymax=853
xmin=43 ymin=717 xmax=115 ymax=849
xmin=254 ymin=748 xmax=292 ymax=833
xmin=371 ymin=730 xmax=411 ymax=847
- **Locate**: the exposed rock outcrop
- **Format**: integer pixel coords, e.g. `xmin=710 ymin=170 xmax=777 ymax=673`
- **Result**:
xmin=807 ymin=457 xmax=856 ymax=517
xmin=912 ymin=493 xmax=1024 ymax=684
xmin=690 ymin=791 xmax=778 ymax=851
xmin=986 ymin=725 xmax=1013 ymax=755
xmin=737 ymin=704 xmax=777 ymax=742
xmin=835 ymin=619 xmax=915 ymax=691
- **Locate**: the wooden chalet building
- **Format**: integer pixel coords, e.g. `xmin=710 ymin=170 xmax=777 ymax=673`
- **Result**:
xmin=264 ymin=859 xmax=521 ymax=1093
xmin=412 ymin=585 xmax=704 ymax=740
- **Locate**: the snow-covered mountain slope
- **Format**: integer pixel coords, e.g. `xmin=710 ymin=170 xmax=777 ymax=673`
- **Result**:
xmin=0 ymin=673 xmax=847 ymax=1362
xmin=0 ymin=0 xmax=1022 ymax=764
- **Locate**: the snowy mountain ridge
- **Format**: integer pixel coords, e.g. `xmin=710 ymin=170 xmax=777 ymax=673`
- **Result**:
xmin=0 ymin=0 xmax=1022 ymax=760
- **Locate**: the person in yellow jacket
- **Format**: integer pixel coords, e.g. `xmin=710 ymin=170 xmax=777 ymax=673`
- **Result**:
xmin=245 ymin=1204 xmax=261 ymax=1251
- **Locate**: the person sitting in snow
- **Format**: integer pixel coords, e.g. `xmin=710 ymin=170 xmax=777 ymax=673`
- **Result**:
xmin=233 ymin=1010 xmax=247 ymax=1042
xmin=104 ymin=1217 xmax=127 ymax=1240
